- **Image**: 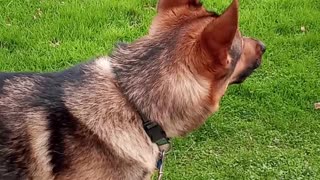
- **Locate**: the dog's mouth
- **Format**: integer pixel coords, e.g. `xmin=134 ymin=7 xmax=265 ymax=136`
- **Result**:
xmin=230 ymin=59 xmax=261 ymax=84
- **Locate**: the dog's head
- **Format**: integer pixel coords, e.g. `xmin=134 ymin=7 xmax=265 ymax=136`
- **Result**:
xmin=112 ymin=0 xmax=266 ymax=136
xmin=151 ymin=0 xmax=265 ymax=110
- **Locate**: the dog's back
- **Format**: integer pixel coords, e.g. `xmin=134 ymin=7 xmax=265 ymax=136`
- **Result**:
xmin=0 ymin=58 xmax=158 ymax=179
xmin=0 ymin=65 xmax=88 ymax=179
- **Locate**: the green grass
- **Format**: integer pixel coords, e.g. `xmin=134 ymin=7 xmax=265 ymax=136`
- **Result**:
xmin=1 ymin=0 xmax=320 ymax=179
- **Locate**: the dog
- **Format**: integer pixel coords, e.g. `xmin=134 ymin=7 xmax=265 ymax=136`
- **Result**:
xmin=0 ymin=0 xmax=266 ymax=179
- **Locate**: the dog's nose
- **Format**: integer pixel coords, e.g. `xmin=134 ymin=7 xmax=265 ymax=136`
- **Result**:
xmin=258 ymin=41 xmax=266 ymax=54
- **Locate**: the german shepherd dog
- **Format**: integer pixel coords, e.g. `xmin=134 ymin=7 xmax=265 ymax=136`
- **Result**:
xmin=0 ymin=0 xmax=266 ymax=179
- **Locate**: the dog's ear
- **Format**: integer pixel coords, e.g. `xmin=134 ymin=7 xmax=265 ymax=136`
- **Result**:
xmin=201 ymin=0 xmax=239 ymax=66
xmin=157 ymin=0 xmax=202 ymax=12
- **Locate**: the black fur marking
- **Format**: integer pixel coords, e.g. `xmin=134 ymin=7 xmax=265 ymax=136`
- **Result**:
xmin=30 ymin=83 xmax=72 ymax=175
xmin=28 ymin=64 xmax=88 ymax=175
xmin=0 ymin=116 xmax=30 ymax=179
xmin=47 ymin=105 xmax=78 ymax=174
xmin=0 ymin=63 xmax=87 ymax=93
xmin=0 ymin=73 xmax=34 ymax=94
xmin=52 ymin=63 xmax=88 ymax=84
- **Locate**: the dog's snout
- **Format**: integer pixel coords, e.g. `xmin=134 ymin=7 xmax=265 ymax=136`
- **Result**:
xmin=258 ymin=41 xmax=266 ymax=54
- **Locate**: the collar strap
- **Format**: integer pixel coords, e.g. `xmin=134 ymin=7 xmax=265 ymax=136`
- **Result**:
xmin=139 ymin=113 xmax=170 ymax=146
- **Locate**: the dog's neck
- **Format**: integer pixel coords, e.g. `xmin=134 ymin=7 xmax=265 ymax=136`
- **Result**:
xmin=110 ymin=37 xmax=215 ymax=137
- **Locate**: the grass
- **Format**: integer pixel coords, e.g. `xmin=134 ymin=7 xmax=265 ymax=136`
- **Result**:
xmin=1 ymin=0 xmax=320 ymax=179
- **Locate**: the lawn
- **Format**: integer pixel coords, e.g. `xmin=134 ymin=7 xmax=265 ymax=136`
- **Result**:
xmin=1 ymin=0 xmax=320 ymax=179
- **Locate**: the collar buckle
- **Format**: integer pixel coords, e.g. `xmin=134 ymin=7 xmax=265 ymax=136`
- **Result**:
xmin=143 ymin=121 xmax=170 ymax=147
xmin=140 ymin=114 xmax=170 ymax=180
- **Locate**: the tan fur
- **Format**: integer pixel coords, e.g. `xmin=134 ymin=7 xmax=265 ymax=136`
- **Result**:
xmin=27 ymin=111 xmax=54 ymax=180
xmin=94 ymin=56 xmax=115 ymax=77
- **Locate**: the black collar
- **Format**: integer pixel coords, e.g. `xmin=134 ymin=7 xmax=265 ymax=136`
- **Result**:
xmin=138 ymin=111 xmax=170 ymax=146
